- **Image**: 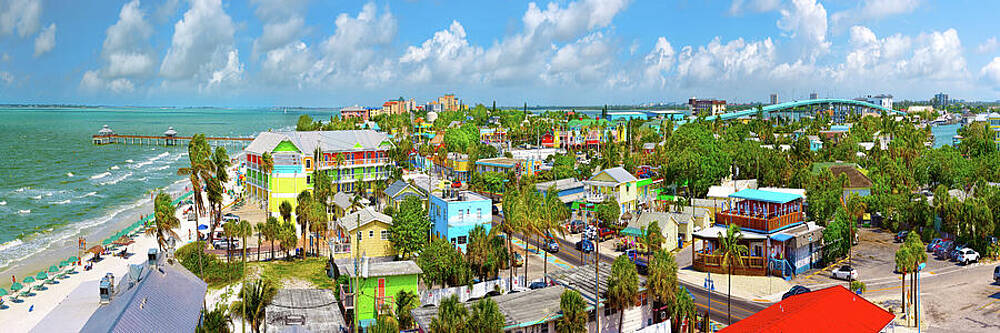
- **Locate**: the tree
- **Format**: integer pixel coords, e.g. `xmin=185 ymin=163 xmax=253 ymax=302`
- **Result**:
xmin=222 ymin=221 xmax=236 ymax=264
xmin=822 ymin=210 xmax=852 ymax=263
xmin=607 ymin=254 xmax=640 ymax=333
xmin=540 ymin=185 xmax=568 ymax=283
xmin=806 ymin=169 xmax=845 ymax=225
xmin=647 ymin=249 xmax=678 ymax=323
xmin=230 ymin=279 xmax=277 ymax=333
xmin=894 ymin=244 xmax=912 ymax=321
xmin=499 ymin=187 xmax=523 ymax=288
xmin=295 ymin=191 xmax=312 ymax=259
xmin=467 ymin=225 xmax=503 ymax=280
xmin=718 ymin=224 xmax=748 ymax=325
xmin=395 ymin=290 xmax=420 ymax=330
xmin=264 ymin=216 xmax=280 ymax=261
xmin=279 ymin=221 xmax=297 ymax=259
xmin=645 ymin=222 xmax=665 ymax=253
xmin=279 ymin=200 xmax=292 ymax=224
xmin=260 ymin=152 xmax=274 ymax=212
xmin=674 ymin=286 xmax=697 ymax=333
xmin=597 ymin=196 xmax=621 ymax=230
xmin=236 ymin=220 xmax=252 ymax=270
xmin=468 ymin=298 xmax=505 ymax=333
xmin=388 ymin=196 xmax=431 ymax=259
xmin=148 ymin=192 xmax=181 ymax=252
xmin=429 ymin=295 xmax=467 ymax=333
xmin=557 ymin=289 xmax=588 ymax=333
xmin=418 ymin=238 xmax=472 ymax=288
xmin=177 ymin=134 xmax=212 ymax=239
xmin=196 ymin=305 xmax=231 ymax=333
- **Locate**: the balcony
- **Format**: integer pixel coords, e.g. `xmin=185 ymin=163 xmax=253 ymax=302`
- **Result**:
xmin=320 ymin=158 xmax=390 ymax=169
xmin=693 ymin=252 xmax=767 ymax=276
xmin=586 ymin=193 xmax=606 ymax=203
xmin=339 ymin=284 xmax=355 ymax=310
xmin=332 ymin=172 xmax=389 ymax=183
xmin=715 ymin=211 xmax=803 ymax=233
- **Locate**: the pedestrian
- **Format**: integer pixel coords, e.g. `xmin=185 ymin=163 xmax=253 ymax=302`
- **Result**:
xmin=11 ymin=275 xmax=15 ymax=283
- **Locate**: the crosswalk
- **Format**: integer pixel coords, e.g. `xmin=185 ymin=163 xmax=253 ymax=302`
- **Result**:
xmin=510 ymin=237 xmax=575 ymax=270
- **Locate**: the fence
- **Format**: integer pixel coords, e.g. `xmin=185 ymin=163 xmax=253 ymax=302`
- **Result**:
xmin=420 ymin=276 xmax=527 ymax=306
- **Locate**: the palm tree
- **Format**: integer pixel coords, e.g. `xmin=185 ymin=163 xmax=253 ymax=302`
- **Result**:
xmin=648 ymin=249 xmax=678 ymax=324
xmin=279 ymin=200 xmax=292 ymax=224
xmin=557 ymin=289 xmax=588 ymax=333
xmin=717 ymin=224 xmax=748 ymax=325
xmin=608 ymin=254 xmax=640 ymax=333
xmin=196 ymin=304 xmax=231 ymax=333
xmin=255 ymin=222 xmax=264 ymax=262
xmin=307 ymin=200 xmax=328 ymax=257
xmin=468 ymin=298 xmax=504 ymax=333
xmin=236 ymin=219 xmax=252 ymax=267
xmin=148 ymin=192 xmax=181 ymax=252
xmin=230 ymin=279 xmax=276 ymax=333
xmin=895 ymin=244 xmax=912 ymax=320
xmin=540 ymin=186 xmax=568 ymax=284
xmin=499 ymin=187 xmax=522 ymax=288
xmin=394 ymin=290 xmax=420 ymax=330
xmin=178 ymin=135 xmax=212 ymax=232
xmin=429 ymin=294 xmax=467 ymax=333
xmin=222 ymin=221 xmax=236 ymax=264
xmin=264 ymin=216 xmax=280 ymax=261
xmin=333 ymin=153 xmax=346 ymax=192
xmin=279 ymin=221 xmax=298 ymax=260
xmin=260 ymin=152 xmax=274 ymax=212
xmin=206 ymin=176 xmax=225 ymax=246
xmin=368 ymin=314 xmax=399 ymax=333
xmin=673 ymin=286 xmax=697 ymax=333
xmin=295 ymin=191 xmax=312 ymax=259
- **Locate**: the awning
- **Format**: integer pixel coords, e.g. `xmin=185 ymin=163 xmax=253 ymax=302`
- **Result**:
xmin=620 ymin=227 xmax=643 ymax=237
xmin=770 ymin=233 xmax=794 ymax=242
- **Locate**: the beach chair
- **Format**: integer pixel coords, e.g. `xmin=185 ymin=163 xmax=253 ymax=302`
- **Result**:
xmin=19 ymin=290 xmax=32 ymax=298
xmin=46 ymin=277 xmax=59 ymax=285
xmin=32 ymin=284 xmax=46 ymax=291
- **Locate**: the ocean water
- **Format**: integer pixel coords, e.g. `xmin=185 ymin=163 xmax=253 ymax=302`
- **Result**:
xmin=0 ymin=107 xmax=334 ymax=272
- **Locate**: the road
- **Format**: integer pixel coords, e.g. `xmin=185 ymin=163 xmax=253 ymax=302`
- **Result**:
xmin=517 ymin=232 xmax=770 ymax=324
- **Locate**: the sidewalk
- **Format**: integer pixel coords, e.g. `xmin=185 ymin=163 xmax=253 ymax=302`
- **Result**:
xmin=677 ymin=267 xmax=792 ymax=303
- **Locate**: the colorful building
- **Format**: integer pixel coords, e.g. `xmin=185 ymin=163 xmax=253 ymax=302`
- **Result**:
xmin=474 ymin=157 xmax=537 ymax=178
xmin=383 ymin=180 xmax=428 ymax=210
xmin=721 ymin=285 xmax=894 ymax=332
xmin=582 ymin=167 xmax=644 ymax=220
xmin=336 ymin=260 xmax=422 ymax=325
xmin=990 ymin=112 xmax=1000 ymax=149
xmin=437 ymin=94 xmax=461 ymax=112
xmin=692 ymin=189 xmax=823 ymax=277
xmin=330 ymin=207 xmax=395 ymax=260
xmin=433 ymin=152 xmax=471 ymax=182
xmin=479 ymin=127 xmax=507 ymax=144
xmin=243 ymin=130 xmax=393 ymax=216
xmin=340 ymin=105 xmax=369 ymax=121
xmin=429 ymin=189 xmax=492 ymax=252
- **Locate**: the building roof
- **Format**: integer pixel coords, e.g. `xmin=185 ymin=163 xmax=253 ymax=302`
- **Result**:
xmin=730 ymin=189 xmax=803 ymax=204
xmin=384 ymin=180 xmax=427 ymax=199
xmin=535 ymin=178 xmax=584 ymax=193
xmin=476 ymin=157 xmax=524 ymax=168
xmin=629 ymin=208 xmax=709 ymax=231
xmin=336 ymin=260 xmax=422 ymax=278
xmin=265 ymin=289 xmax=347 ymax=333
xmin=758 ymin=187 xmax=807 ymax=199
xmin=546 ymin=263 xmax=618 ymax=303
xmin=829 ymin=165 xmax=873 ymax=189
xmin=411 ymin=286 xmax=567 ymax=331
xmin=80 ymin=261 xmax=207 ymax=333
xmin=591 ymin=167 xmax=639 ymax=184
xmin=693 ymin=225 xmax=767 ymax=240
xmin=332 ymin=192 xmax=369 ymax=210
xmin=720 ymin=285 xmax=893 ymax=333
xmin=244 ymin=130 xmax=391 ymax=154
xmin=336 ymin=207 xmax=392 ymax=231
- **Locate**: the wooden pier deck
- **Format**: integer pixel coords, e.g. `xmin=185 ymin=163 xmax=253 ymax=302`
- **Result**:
xmin=92 ymin=134 xmax=253 ymax=148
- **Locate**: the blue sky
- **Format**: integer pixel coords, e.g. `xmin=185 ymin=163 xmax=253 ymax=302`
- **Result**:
xmin=1 ymin=0 xmax=999 ymax=107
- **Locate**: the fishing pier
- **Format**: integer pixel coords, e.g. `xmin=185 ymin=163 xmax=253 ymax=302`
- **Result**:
xmin=91 ymin=125 xmax=253 ymax=149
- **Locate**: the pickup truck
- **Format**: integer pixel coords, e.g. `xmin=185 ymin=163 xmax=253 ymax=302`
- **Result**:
xmin=624 ymin=249 xmax=650 ymax=274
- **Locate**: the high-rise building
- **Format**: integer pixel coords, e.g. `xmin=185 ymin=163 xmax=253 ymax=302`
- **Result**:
xmin=769 ymin=94 xmax=778 ymax=105
xmin=933 ymin=92 xmax=949 ymax=109
xmin=688 ymin=98 xmax=727 ymax=116
xmin=862 ymin=94 xmax=893 ymax=110
xmin=809 ymin=92 xmax=819 ymax=100
xmin=438 ymin=94 xmax=460 ymax=112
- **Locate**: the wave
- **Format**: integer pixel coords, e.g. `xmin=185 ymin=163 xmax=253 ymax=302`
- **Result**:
xmin=133 ymin=152 xmax=170 ymax=169
xmin=51 ymin=199 xmax=71 ymax=205
xmin=80 ymin=192 xmax=98 ymax=198
xmin=110 ymin=165 xmax=120 ymax=170
xmin=14 ymin=187 xmax=28 ymax=192
xmin=66 ymin=172 xmax=74 ymax=177
xmin=0 ymin=239 xmax=23 ymax=251
xmin=99 ymin=172 xmax=132 ymax=186
xmin=90 ymin=172 xmax=111 ymax=180
xmin=31 ymin=195 xmax=42 ymax=200
xmin=150 ymin=165 xmax=170 ymax=171
xmin=0 ymin=201 xmax=5 ymax=205
xmin=17 ymin=209 xmax=30 ymax=214
xmin=125 ymin=159 xmax=134 ymax=163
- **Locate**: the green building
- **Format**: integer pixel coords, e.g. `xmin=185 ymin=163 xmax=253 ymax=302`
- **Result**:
xmin=336 ymin=260 xmax=422 ymax=326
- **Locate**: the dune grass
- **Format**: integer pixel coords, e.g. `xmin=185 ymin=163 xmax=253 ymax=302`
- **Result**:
xmin=251 ymin=257 xmax=334 ymax=290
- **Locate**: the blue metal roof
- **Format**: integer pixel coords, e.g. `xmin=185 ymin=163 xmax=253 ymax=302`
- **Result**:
xmin=81 ymin=261 xmax=207 ymax=333
xmin=729 ymin=189 xmax=802 ymax=204
xmin=770 ymin=233 xmax=795 ymax=242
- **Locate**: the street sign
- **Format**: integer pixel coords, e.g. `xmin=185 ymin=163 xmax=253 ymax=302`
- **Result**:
xmin=704 ymin=276 xmax=715 ymax=291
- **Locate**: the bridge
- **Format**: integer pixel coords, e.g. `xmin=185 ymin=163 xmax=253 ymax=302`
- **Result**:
xmin=679 ymin=98 xmax=907 ymax=124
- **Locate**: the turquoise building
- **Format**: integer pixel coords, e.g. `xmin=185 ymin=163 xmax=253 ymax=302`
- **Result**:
xmin=429 ymin=189 xmax=492 ymax=252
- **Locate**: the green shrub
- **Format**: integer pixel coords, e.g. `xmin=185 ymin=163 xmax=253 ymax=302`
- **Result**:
xmin=850 ymin=280 xmax=867 ymax=293
xmin=176 ymin=241 xmax=244 ymax=288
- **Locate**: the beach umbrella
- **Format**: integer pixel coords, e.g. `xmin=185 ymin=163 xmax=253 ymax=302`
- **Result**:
xmin=198 ymin=224 xmax=209 ymax=230
xmin=0 ymin=288 xmax=7 ymax=297
xmin=68 ymin=256 xmax=78 ymax=263
xmin=36 ymin=272 xmax=47 ymax=280
xmin=102 ymin=238 xmax=112 ymax=246
xmin=48 ymin=265 xmax=59 ymax=273
xmin=21 ymin=277 xmax=34 ymax=284
xmin=9 ymin=282 xmax=22 ymax=292
xmin=58 ymin=260 xmax=68 ymax=268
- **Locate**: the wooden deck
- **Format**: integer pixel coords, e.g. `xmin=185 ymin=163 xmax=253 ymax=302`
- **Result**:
xmin=714 ymin=211 xmax=803 ymax=232
xmin=692 ymin=252 xmax=768 ymax=276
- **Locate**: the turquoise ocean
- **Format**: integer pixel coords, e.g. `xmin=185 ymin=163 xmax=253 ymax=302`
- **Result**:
xmin=0 ymin=107 xmax=334 ymax=278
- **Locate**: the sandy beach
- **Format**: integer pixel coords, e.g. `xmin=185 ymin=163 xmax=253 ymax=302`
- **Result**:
xmin=0 ymin=166 xmax=243 ymax=331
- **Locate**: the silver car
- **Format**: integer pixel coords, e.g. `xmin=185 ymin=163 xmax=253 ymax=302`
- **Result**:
xmin=832 ymin=265 xmax=858 ymax=281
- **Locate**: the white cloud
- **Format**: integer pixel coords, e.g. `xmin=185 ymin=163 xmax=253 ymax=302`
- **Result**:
xmin=978 ymin=37 xmax=999 ymax=54
xmin=251 ymin=0 xmax=313 ymax=85
xmin=642 ymin=37 xmax=676 ymax=88
xmin=675 ymin=37 xmax=779 ymax=88
xmin=777 ymin=0 xmax=830 ymax=61
xmin=79 ymin=70 xmax=104 ymax=93
xmin=522 ymin=0 xmax=629 ymax=42
xmin=80 ymin=0 xmax=156 ymax=94
xmin=543 ymin=32 xmax=615 ymax=85
xmin=839 ymin=26 xmax=967 ymax=82
xmin=728 ymin=0 xmax=781 ymax=15
xmin=32 ymin=22 xmax=54 ymax=57
xmin=0 ymin=0 xmax=41 ymax=38
xmin=204 ymin=49 xmax=243 ymax=91
xmin=260 ymin=41 xmax=313 ymax=84
xmin=400 ymin=21 xmax=483 ymax=83
xmin=160 ymin=0 xmax=241 ymax=87
xmin=311 ymin=2 xmax=397 ymax=85
xmin=831 ymin=0 xmax=920 ymax=31
xmin=0 ymin=71 xmax=12 ymax=85
xmin=982 ymin=57 xmax=1000 ymax=86
xmin=108 ymin=78 xmax=136 ymax=94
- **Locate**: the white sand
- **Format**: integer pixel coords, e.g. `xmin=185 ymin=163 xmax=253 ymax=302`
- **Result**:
xmin=0 ymin=166 xmax=243 ymax=331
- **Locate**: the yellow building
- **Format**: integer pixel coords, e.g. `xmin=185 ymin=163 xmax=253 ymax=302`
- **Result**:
xmin=331 ymin=207 xmax=395 ymax=260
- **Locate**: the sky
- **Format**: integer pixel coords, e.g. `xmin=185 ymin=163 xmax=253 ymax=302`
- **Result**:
xmin=0 ymin=0 xmax=999 ymax=107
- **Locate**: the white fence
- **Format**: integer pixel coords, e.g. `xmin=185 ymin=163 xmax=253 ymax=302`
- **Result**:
xmin=420 ymin=276 xmax=527 ymax=306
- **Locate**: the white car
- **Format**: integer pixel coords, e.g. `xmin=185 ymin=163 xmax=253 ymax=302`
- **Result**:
xmin=832 ymin=265 xmax=858 ymax=281
xmin=957 ymin=248 xmax=980 ymax=265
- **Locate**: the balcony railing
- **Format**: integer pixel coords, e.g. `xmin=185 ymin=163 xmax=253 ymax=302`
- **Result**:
xmin=715 ymin=211 xmax=803 ymax=232
xmin=321 ymin=158 xmax=390 ymax=169
xmin=693 ymin=252 xmax=768 ymax=275
xmin=586 ymin=193 xmax=606 ymax=203
xmin=340 ymin=284 xmax=355 ymax=309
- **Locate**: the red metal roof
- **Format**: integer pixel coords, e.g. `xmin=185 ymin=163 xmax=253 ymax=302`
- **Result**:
xmin=721 ymin=285 xmax=893 ymax=333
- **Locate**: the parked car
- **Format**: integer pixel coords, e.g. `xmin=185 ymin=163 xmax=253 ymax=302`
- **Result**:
xmin=543 ymin=238 xmax=560 ymax=253
xmin=832 ymin=265 xmax=858 ymax=281
xmin=957 ymin=248 xmax=980 ymax=265
xmin=930 ymin=239 xmax=951 ymax=253
xmin=597 ymin=228 xmax=617 ymax=241
xmin=567 ymin=220 xmax=586 ymax=234
xmin=927 ymin=238 xmax=942 ymax=252
xmin=950 ymin=244 xmax=969 ymax=261
xmin=575 ymin=239 xmax=595 ymax=253
xmin=528 ymin=281 xmax=547 ymax=290
xmin=994 ymin=266 xmax=1000 ymax=283
xmin=934 ymin=241 xmax=955 ymax=259
xmin=782 ymin=285 xmax=811 ymax=300
xmin=894 ymin=231 xmax=909 ymax=243
xmin=512 ymin=252 xmax=524 ymax=267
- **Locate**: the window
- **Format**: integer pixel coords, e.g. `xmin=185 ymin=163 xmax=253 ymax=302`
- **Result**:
xmin=457 ymin=236 xmax=467 ymax=244
xmin=450 ymin=238 xmax=456 ymax=244
xmin=306 ymin=175 xmax=311 ymax=184
xmin=369 ymin=230 xmax=375 ymax=238
xmin=381 ymin=230 xmax=389 ymax=240
xmin=477 ymin=208 xmax=482 ymax=219
xmin=305 ymin=159 xmax=311 ymax=169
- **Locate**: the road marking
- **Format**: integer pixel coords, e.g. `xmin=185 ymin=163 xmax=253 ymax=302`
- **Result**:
xmin=801 ymin=257 xmax=850 ymax=280
xmin=978 ymin=299 xmax=1000 ymax=310
xmin=752 ymin=299 xmax=770 ymax=303
xmin=866 ymin=285 xmax=901 ymax=293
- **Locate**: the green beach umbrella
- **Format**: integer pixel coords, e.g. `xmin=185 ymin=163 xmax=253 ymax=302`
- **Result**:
xmin=102 ymin=238 xmax=112 ymax=246
xmin=58 ymin=260 xmax=68 ymax=268
xmin=0 ymin=288 xmax=7 ymax=297
xmin=9 ymin=282 xmax=21 ymax=292
xmin=68 ymin=256 xmax=78 ymax=262
xmin=48 ymin=265 xmax=59 ymax=273
xmin=21 ymin=276 xmax=35 ymax=284
xmin=36 ymin=272 xmax=47 ymax=280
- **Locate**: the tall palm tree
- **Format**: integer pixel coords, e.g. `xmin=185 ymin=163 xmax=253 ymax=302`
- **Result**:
xmin=499 ymin=187 xmax=522 ymax=288
xmin=468 ymin=298 xmax=504 ymax=333
xmin=307 ymin=200 xmax=328 ymax=257
xmin=264 ymin=216 xmax=280 ymax=261
xmin=236 ymin=219 xmax=252 ymax=266
xmin=557 ymin=289 xmax=588 ymax=333
xmin=178 ymin=135 xmax=212 ymax=231
xmin=255 ymin=222 xmax=264 ymax=262
xmin=148 ymin=192 xmax=181 ymax=252
xmin=648 ymin=249 xmax=678 ymax=324
xmin=295 ymin=191 xmax=313 ymax=259
xmin=279 ymin=221 xmax=298 ymax=260
xmin=895 ymin=244 xmax=912 ymax=320
xmin=260 ymin=152 xmax=273 ymax=212
xmin=541 ymin=186 xmax=568 ymax=284
xmin=718 ymin=224 xmax=748 ymax=325
xmin=230 ymin=279 xmax=276 ymax=333
xmin=518 ymin=189 xmax=541 ymax=283
xmin=196 ymin=305 xmax=232 ymax=333
xmin=333 ymin=153 xmax=346 ymax=192
xmin=222 ymin=221 xmax=236 ymax=264
xmin=608 ymin=254 xmax=640 ymax=333
xmin=279 ymin=201 xmax=292 ymax=225
xmin=394 ymin=290 xmax=419 ymax=330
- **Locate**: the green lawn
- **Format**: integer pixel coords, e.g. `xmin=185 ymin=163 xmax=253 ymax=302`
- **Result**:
xmin=250 ymin=258 xmax=334 ymax=290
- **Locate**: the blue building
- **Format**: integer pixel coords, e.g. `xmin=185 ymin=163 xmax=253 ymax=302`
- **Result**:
xmin=429 ymin=189 xmax=492 ymax=252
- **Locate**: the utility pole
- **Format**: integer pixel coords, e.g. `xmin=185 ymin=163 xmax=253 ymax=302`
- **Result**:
xmin=594 ymin=213 xmax=601 ymax=333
